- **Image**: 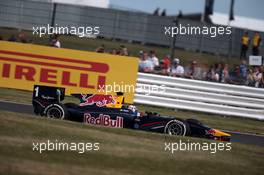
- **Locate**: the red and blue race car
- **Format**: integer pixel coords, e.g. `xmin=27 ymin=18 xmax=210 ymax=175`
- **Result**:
xmin=32 ymin=85 xmax=231 ymax=141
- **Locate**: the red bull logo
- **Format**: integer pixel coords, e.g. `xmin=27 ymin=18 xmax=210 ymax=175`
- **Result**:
xmin=80 ymin=94 xmax=116 ymax=107
xmin=84 ymin=113 xmax=123 ymax=128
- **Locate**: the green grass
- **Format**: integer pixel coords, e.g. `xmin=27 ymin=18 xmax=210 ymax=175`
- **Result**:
xmin=0 ymin=110 xmax=263 ymax=175
xmin=0 ymin=87 xmax=264 ymax=135
xmin=0 ymin=27 xmax=240 ymax=67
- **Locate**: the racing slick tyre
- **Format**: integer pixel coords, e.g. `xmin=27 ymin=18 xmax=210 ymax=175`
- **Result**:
xmin=164 ymin=119 xmax=190 ymax=136
xmin=44 ymin=103 xmax=69 ymax=120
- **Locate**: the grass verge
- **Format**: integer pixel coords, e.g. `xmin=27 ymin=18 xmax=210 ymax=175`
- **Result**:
xmin=0 ymin=110 xmax=263 ymax=175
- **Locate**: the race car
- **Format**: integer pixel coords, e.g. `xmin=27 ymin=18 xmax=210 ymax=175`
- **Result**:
xmin=32 ymin=85 xmax=231 ymax=141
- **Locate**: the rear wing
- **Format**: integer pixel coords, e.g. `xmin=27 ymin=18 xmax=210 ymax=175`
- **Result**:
xmin=33 ymin=85 xmax=65 ymax=103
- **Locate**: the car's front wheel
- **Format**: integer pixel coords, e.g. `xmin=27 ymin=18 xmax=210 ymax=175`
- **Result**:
xmin=164 ymin=120 xmax=190 ymax=136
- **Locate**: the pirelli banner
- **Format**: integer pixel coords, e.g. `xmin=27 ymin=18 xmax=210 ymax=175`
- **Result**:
xmin=0 ymin=41 xmax=139 ymax=103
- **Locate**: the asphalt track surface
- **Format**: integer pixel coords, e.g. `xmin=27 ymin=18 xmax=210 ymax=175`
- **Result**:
xmin=0 ymin=100 xmax=263 ymax=147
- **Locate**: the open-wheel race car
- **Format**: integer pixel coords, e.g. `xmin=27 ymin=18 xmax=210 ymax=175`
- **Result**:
xmin=32 ymin=85 xmax=231 ymax=141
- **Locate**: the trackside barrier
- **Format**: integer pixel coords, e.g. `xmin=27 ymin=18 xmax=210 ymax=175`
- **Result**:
xmin=134 ymin=73 xmax=264 ymax=120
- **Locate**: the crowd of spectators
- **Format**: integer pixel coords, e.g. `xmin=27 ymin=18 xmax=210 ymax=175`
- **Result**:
xmin=137 ymin=50 xmax=264 ymax=88
xmin=1 ymin=32 xmax=62 ymax=48
xmin=95 ymin=44 xmax=129 ymax=56
xmin=1 ymin=32 xmax=30 ymax=43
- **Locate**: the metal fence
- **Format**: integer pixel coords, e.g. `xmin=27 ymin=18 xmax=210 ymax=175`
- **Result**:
xmin=135 ymin=73 xmax=264 ymax=120
xmin=0 ymin=0 xmax=263 ymax=57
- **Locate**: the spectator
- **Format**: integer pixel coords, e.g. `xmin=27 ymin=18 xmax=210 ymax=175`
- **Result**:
xmin=229 ymin=65 xmax=243 ymax=84
xmin=215 ymin=63 xmax=223 ymax=82
xmin=8 ymin=35 xmax=17 ymax=42
xmin=170 ymin=58 xmax=184 ymax=77
xmin=252 ymin=32 xmax=261 ymax=55
xmin=51 ymin=35 xmax=61 ymax=48
xmin=18 ymin=32 xmax=28 ymax=43
xmin=246 ymin=68 xmax=255 ymax=87
xmin=260 ymin=67 xmax=264 ymax=88
xmin=206 ymin=65 xmax=217 ymax=81
xmin=221 ymin=64 xmax=229 ymax=83
xmin=177 ymin=10 xmax=183 ymax=18
xmin=239 ymin=60 xmax=248 ymax=83
xmin=161 ymin=9 xmax=166 ymax=16
xmin=240 ymin=32 xmax=250 ymax=59
xmin=162 ymin=55 xmax=171 ymax=70
xmin=110 ymin=48 xmax=117 ymax=55
xmin=95 ymin=44 xmax=105 ymax=53
xmin=116 ymin=48 xmax=121 ymax=55
xmin=163 ymin=55 xmax=171 ymax=69
xmin=153 ymin=8 xmax=160 ymax=16
xmin=0 ymin=36 xmax=3 ymax=40
xmin=154 ymin=55 xmax=171 ymax=75
xmin=159 ymin=60 xmax=170 ymax=75
xmin=149 ymin=50 xmax=159 ymax=69
xmin=138 ymin=52 xmax=154 ymax=73
xmin=185 ymin=60 xmax=202 ymax=79
xmin=120 ymin=45 xmax=129 ymax=56
xmin=138 ymin=50 xmax=144 ymax=60
xmin=253 ymin=66 xmax=262 ymax=87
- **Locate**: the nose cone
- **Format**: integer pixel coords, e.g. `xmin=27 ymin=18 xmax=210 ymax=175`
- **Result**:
xmin=207 ymin=129 xmax=231 ymax=141
xmin=213 ymin=129 xmax=231 ymax=137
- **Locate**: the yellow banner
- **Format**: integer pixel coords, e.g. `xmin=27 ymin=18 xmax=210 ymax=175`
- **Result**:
xmin=0 ymin=41 xmax=138 ymax=103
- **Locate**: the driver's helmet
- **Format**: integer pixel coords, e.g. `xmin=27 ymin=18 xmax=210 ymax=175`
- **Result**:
xmin=128 ymin=105 xmax=137 ymax=113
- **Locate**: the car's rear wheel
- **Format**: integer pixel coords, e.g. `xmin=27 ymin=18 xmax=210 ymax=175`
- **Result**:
xmin=164 ymin=120 xmax=190 ymax=136
xmin=44 ymin=103 xmax=68 ymax=120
